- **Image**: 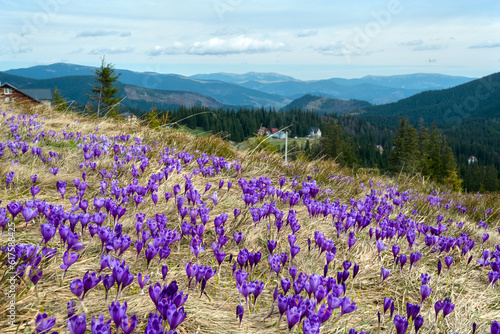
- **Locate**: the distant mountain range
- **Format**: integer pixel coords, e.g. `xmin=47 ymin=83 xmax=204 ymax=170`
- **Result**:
xmin=4 ymin=63 xmax=289 ymax=108
xmin=347 ymin=72 xmax=500 ymax=124
xmin=189 ymin=71 xmax=475 ymax=104
xmin=4 ymin=63 xmax=476 ymax=106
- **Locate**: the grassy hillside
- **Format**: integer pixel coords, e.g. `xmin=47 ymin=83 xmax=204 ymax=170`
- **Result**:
xmin=0 ymin=101 xmax=499 ymax=334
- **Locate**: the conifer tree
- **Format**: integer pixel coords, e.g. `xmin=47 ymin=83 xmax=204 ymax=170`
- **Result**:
xmin=52 ymin=87 xmax=67 ymax=112
xmin=389 ymin=118 xmax=419 ymax=174
xmin=89 ymin=56 xmax=122 ymax=117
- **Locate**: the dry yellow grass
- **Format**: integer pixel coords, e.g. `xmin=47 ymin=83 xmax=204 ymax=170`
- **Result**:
xmin=0 ymin=101 xmax=499 ymax=334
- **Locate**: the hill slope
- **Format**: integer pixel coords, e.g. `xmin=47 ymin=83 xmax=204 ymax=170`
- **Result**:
xmin=0 ymin=102 xmax=499 ymax=334
xmin=281 ymin=94 xmax=371 ymax=114
xmin=349 ymin=72 xmax=500 ymax=124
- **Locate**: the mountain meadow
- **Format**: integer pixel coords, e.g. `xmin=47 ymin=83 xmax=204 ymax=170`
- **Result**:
xmin=0 ymin=96 xmax=499 ymax=334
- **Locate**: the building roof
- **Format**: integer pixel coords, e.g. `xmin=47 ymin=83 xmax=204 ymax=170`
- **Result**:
xmin=309 ymin=127 xmax=320 ymax=133
xmin=0 ymin=82 xmax=52 ymax=103
xmin=20 ymin=88 xmax=52 ymax=101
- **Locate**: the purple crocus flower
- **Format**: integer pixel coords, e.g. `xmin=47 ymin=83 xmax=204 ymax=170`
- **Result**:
xmin=138 ymin=272 xmax=151 ymax=291
xmin=82 ymin=271 xmax=102 ymax=300
xmin=277 ymin=295 xmax=289 ymax=324
xmin=102 ymin=274 xmax=115 ymax=300
xmin=70 ymin=279 xmax=83 ymax=299
xmin=492 ymin=321 xmax=500 ymax=334
xmin=409 ymin=252 xmax=422 ymax=272
xmin=204 ymin=182 xmax=212 ymax=194
xmin=49 ymin=167 xmax=59 ymax=175
xmin=233 ymin=232 xmax=243 ymax=245
xmin=35 ymin=313 xmax=56 ymax=334
xmin=383 ymin=297 xmax=392 ymax=316
xmin=120 ymin=314 xmax=138 ymax=334
xmin=208 ymin=191 xmax=218 ymax=205
xmin=269 ymin=254 xmax=281 ymax=278
xmin=420 ymin=284 xmax=431 ymax=304
xmin=286 ymin=306 xmax=301 ymax=330
xmin=40 ymin=223 xmax=56 ymax=244
xmin=67 ymin=313 xmax=86 ymax=334
xmin=393 ymin=315 xmax=408 ymax=334
xmin=5 ymin=171 xmax=15 ymax=188
xmin=281 ymin=278 xmax=291 ymax=294
xmin=236 ymin=304 xmax=244 ymax=327
xmin=376 ymin=239 xmax=387 ymax=256
xmin=161 ymin=264 xmax=169 ymax=282
xmin=214 ymin=249 xmax=226 ymax=266
xmin=392 ymin=245 xmax=400 ymax=261
xmin=352 ymin=263 xmax=360 ymax=280
xmin=56 ymin=181 xmax=67 ymax=199
xmin=7 ymin=201 xmax=22 ymax=219
xmin=340 ymin=297 xmax=358 ymax=316
xmin=166 ymin=304 xmax=186 ymax=330
xmin=237 ymin=281 xmax=253 ymax=306
xmin=30 ymin=185 xmax=40 ymax=199
xmin=22 ymin=205 xmax=38 ymax=225
xmin=267 ymin=239 xmax=277 ymax=254
xmin=381 ymin=267 xmax=390 ymax=283
xmin=109 ymin=301 xmax=128 ymax=331
xmin=90 ymin=314 xmax=112 ymax=334
xmin=60 ymin=251 xmax=80 ymax=277
xmin=414 ymin=315 xmax=424 ymax=334
xmin=444 ymin=256 xmax=453 ymax=273
xmin=348 ymin=231 xmax=356 ymax=251
xmin=434 ymin=300 xmax=444 ymax=322
xmin=442 ymin=298 xmax=455 ymax=320
xmin=289 ymin=265 xmax=297 ymax=282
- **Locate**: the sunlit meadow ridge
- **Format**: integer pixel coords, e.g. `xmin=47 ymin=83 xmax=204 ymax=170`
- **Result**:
xmin=0 ymin=101 xmax=499 ymax=334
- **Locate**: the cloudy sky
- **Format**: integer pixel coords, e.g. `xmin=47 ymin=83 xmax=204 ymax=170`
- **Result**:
xmin=0 ymin=0 xmax=499 ymax=79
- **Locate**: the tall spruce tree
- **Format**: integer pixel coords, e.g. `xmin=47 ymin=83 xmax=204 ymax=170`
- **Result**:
xmin=52 ymin=87 xmax=67 ymax=112
xmin=389 ymin=118 xmax=420 ymax=174
xmin=89 ymin=57 xmax=122 ymax=117
xmin=321 ymin=121 xmax=357 ymax=166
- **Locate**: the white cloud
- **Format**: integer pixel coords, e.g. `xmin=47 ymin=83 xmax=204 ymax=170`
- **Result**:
xmin=76 ymin=30 xmax=131 ymax=38
xmin=296 ymin=30 xmax=318 ymax=38
xmin=468 ymin=40 xmax=500 ymax=49
xmin=148 ymin=36 xmax=287 ymax=56
xmin=413 ymin=44 xmax=443 ymax=51
xmin=89 ymin=47 xmax=135 ymax=55
xmin=399 ymin=39 xmax=424 ymax=47
xmin=315 ymin=42 xmax=372 ymax=57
